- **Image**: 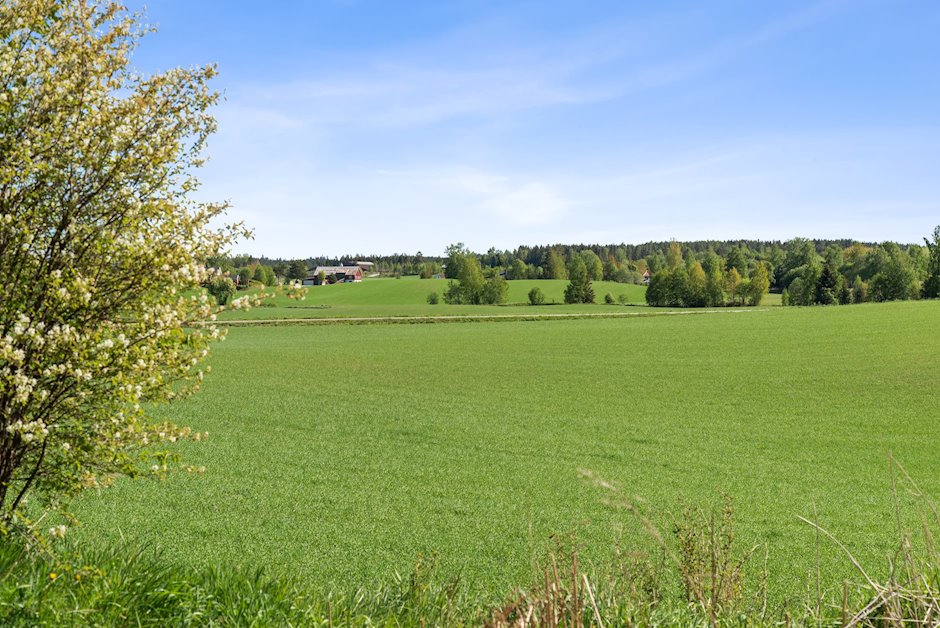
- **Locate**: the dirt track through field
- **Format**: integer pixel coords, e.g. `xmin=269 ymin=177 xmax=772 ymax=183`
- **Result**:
xmin=214 ymin=308 xmax=770 ymax=326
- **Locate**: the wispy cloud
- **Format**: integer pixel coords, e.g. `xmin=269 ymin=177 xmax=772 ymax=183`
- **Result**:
xmin=221 ymin=0 xmax=846 ymax=134
xmin=180 ymin=0 xmax=940 ymax=256
xmin=435 ymin=170 xmax=570 ymax=226
xmin=207 ymin=123 xmax=940 ymax=257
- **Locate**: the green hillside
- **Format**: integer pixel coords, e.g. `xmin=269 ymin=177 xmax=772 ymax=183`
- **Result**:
xmin=222 ymin=276 xmax=649 ymax=320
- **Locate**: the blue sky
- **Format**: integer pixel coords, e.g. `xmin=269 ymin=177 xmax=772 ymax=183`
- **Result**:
xmin=125 ymin=0 xmax=940 ymax=257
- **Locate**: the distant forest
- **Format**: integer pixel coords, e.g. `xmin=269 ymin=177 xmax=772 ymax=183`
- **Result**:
xmin=214 ymin=227 xmax=940 ymax=307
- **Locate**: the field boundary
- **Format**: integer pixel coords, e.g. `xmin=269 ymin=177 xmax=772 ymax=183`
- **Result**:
xmin=213 ymin=308 xmax=770 ymax=327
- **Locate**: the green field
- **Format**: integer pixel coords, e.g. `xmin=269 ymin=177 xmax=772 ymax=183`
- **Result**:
xmin=222 ymin=276 xmax=650 ymax=320
xmin=72 ymin=300 xmax=940 ymax=607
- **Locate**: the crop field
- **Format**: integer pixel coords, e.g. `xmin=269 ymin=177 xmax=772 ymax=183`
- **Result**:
xmin=221 ymin=276 xmax=650 ymax=320
xmin=72 ymin=300 xmax=940 ymax=606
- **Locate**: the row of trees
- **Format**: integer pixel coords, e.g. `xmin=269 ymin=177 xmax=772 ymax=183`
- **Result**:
xmin=781 ymin=228 xmax=940 ymax=305
xmin=444 ymin=243 xmax=644 ymax=284
xmin=645 ymin=242 xmax=771 ymax=307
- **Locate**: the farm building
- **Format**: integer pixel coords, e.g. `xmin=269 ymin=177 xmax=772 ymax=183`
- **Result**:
xmin=303 ymin=266 xmax=363 ymax=285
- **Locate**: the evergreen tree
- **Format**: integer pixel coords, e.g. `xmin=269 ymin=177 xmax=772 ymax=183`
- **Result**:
xmin=924 ymin=225 xmax=940 ymax=298
xmin=815 ymin=264 xmax=838 ymax=305
xmin=838 ymin=278 xmax=853 ymax=304
xmin=287 ymin=260 xmax=308 ymax=280
xmin=564 ymin=257 xmax=594 ymax=303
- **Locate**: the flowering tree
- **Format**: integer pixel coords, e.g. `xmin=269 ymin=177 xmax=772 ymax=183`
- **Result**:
xmin=0 ymin=0 xmax=247 ymax=527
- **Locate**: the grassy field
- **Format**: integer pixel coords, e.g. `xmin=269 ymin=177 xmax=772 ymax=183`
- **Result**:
xmin=222 ymin=276 xmax=650 ymax=320
xmin=70 ymin=300 xmax=940 ymax=609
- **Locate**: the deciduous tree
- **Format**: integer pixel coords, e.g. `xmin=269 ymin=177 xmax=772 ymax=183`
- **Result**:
xmin=666 ymin=241 xmax=683 ymax=270
xmin=545 ymin=249 xmax=567 ymax=280
xmin=869 ymin=243 xmax=919 ymax=302
xmin=687 ymin=262 xmax=707 ymax=307
xmin=0 ymin=0 xmax=251 ymax=524
xmin=580 ymin=250 xmax=604 ymax=281
xmin=747 ymin=262 xmax=770 ymax=306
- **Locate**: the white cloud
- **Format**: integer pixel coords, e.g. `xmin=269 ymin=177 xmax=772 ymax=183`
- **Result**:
xmin=441 ymin=170 xmax=569 ymax=226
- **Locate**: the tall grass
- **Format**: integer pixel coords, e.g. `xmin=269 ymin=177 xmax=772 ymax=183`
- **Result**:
xmin=5 ymin=469 xmax=938 ymax=627
xmin=0 ymin=538 xmax=480 ymax=626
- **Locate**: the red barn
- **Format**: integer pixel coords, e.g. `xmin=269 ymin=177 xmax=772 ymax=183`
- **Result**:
xmin=304 ymin=266 xmax=363 ymax=285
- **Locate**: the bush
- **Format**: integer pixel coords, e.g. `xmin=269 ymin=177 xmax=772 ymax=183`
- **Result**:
xmin=528 ymin=287 xmax=545 ymax=305
xmin=604 ymin=292 xmax=614 ymax=304
xmin=207 ymin=276 xmax=237 ymax=305
xmin=618 ymin=293 xmax=629 ymax=305
xmin=426 ymin=291 xmax=439 ymax=305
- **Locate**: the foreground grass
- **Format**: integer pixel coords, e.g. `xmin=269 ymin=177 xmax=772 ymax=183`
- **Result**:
xmin=70 ymin=301 xmax=940 ymax=612
xmin=5 ymin=502 xmax=938 ymax=628
xmin=0 ymin=537 xmax=740 ymax=626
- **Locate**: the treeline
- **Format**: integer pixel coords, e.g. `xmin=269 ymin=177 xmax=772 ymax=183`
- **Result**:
xmin=645 ymin=227 xmax=940 ymax=307
xmin=205 ymin=255 xmax=303 ymax=287
xmin=282 ymin=239 xmax=874 ymax=284
xmin=778 ymin=230 xmax=940 ymax=305
xmin=253 ymin=254 xmax=440 ymax=279
xmin=210 ymin=228 xmax=940 ymax=308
